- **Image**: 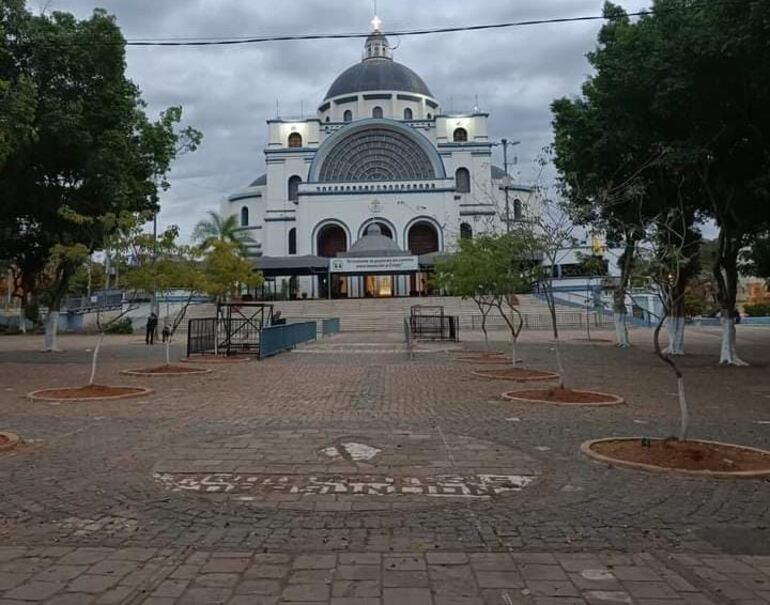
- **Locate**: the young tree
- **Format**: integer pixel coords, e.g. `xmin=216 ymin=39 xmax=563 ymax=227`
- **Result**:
xmin=435 ymin=232 xmax=535 ymax=364
xmin=0 ymin=5 xmax=202 ymax=350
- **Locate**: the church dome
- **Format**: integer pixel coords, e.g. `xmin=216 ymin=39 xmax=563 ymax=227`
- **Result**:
xmin=325 ymin=60 xmax=433 ymax=100
xmin=323 ymin=21 xmax=433 ymax=101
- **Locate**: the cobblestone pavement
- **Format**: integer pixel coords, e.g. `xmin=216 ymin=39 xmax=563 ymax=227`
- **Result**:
xmin=0 ymin=327 xmax=769 ymax=603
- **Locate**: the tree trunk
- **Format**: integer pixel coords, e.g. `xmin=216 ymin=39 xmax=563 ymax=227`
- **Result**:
xmin=719 ymin=315 xmax=747 ymax=366
xmin=18 ymin=304 xmax=26 ymax=334
xmin=481 ymin=312 xmax=489 ymax=353
xmin=43 ymin=310 xmax=60 ymax=351
xmin=613 ymin=238 xmax=636 ymax=348
xmin=511 ymin=337 xmax=517 ymax=367
xmin=89 ymin=332 xmax=105 ymax=385
xmin=653 ymin=309 xmax=689 ymax=441
xmin=713 ymin=226 xmax=747 ymax=366
xmin=554 ymin=337 xmax=565 ymax=389
xmin=165 ymin=337 xmax=171 ymax=366
xmin=663 ymin=315 xmax=686 ymax=356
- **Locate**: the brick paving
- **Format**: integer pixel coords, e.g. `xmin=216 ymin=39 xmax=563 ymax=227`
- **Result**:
xmin=0 ymin=327 xmax=769 ymax=603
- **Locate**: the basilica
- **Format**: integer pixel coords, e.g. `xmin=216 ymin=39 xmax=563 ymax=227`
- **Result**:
xmin=221 ymin=18 xmax=538 ymax=298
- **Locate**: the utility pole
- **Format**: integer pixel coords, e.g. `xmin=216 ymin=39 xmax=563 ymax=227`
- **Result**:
xmin=502 ymin=138 xmax=510 ymax=233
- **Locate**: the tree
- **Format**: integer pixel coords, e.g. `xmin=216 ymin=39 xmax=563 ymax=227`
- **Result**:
xmin=192 ymin=211 xmax=255 ymax=255
xmin=0 ymin=5 xmax=202 ymax=350
xmin=434 ymin=232 xmax=535 ymax=364
xmin=201 ymin=240 xmax=263 ymax=302
xmin=740 ymin=232 xmax=770 ymax=286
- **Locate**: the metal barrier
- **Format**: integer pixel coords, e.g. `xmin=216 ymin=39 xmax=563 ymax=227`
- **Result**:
xmin=321 ymin=318 xmax=341 ymax=336
xmin=409 ymin=314 xmax=459 ymax=341
xmin=187 ymin=318 xmax=217 ymax=356
xmin=259 ymin=321 xmax=317 ymax=358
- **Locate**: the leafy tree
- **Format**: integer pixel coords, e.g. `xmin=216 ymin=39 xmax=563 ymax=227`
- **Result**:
xmin=201 ymin=240 xmax=263 ymax=302
xmin=740 ymin=232 xmax=770 ymax=286
xmin=192 ymin=211 xmax=255 ymax=254
xmin=0 ymin=5 xmax=202 ymax=350
xmin=434 ymin=232 xmax=534 ymax=365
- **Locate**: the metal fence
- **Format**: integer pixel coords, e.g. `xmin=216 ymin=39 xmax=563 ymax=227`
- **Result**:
xmin=409 ymin=314 xmax=459 ymax=341
xmin=321 ymin=318 xmax=341 ymax=336
xmin=63 ymin=290 xmax=124 ymax=313
xmin=187 ymin=318 xmax=217 ymax=357
xmin=463 ymin=311 xmax=610 ymax=331
xmin=259 ymin=321 xmax=317 ymax=358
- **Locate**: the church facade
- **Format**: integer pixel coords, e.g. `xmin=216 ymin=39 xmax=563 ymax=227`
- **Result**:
xmin=221 ymin=19 xmax=538 ymax=298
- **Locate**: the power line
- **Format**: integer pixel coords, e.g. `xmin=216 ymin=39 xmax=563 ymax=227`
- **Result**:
xmin=28 ymin=1 xmax=739 ymax=48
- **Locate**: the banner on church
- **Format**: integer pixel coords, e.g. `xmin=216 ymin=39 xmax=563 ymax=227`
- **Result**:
xmin=329 ymin=256 xmax=419 ymax=274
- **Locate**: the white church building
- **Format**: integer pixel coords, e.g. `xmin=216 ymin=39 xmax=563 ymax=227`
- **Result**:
xmin=221 ymin=18 xmax=538 ymax=299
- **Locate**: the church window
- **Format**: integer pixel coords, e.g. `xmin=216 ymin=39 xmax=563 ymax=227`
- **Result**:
xmin=453 ymin=128 xmax=468 ymax=142
xmin=514 ymin=198 xmax=523 ymax=221
xmin=240 ymin=206 xmax=249 ymax=227
xmin=325 ymin=116 xmax=330 ymax=122
xmin=403 ymin=107 xmax=413 ymax=120
xmin=288 ymin=175 xmax=302 ymax=203
xmin=288 ymin=132 xmax=302 ymax=148
xmin=427 ymin=113 xmax=432 ymax=119
xmin=372 ymin=106 xmax=383 ymax=119
xmin=288 ymin=228 xmax=297 ymax=255
xmin=455 ymin=168 xmax=470 ymax=194
xmin=343 ymin=110 xmax=353 ymax=122
xmin=460 ymin=222 xmax=473 ymax=239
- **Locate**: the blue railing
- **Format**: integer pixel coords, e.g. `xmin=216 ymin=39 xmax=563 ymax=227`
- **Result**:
xmin=321 ymin=318 xmax=341 ymax=336
xmin=259 ymin=321 xmax=317 ymax=358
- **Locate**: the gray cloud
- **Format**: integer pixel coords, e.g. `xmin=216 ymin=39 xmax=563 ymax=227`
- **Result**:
xmin=31 ymin=0 xmax=649 ymax=239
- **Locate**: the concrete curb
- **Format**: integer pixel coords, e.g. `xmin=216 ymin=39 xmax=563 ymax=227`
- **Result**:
xmin=27 ymin=386 xmax=153 ymax=402
xmin=502 ymin=389 xmax=624 ymax=406
xmin=121 ymin=367 xmax=212 ymax=377
xmin=0 ymin=432 xmax=20 ymax=452
xmin=580 ymin=437 xmax=770 ymax=478
xmin=180 ymin=356 xmax=249 ymax=364
xmin=472 ymin=369 xmax=560 ymax=383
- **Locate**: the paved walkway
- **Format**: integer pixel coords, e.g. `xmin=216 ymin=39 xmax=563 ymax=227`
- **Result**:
xmin=2 ymin=546 xmax=769 ymax=604
xmin=1 ymin=328 xmax=769 ymax=603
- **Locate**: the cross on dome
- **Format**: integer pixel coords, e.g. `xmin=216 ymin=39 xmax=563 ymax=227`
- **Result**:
xmin=371 ymin=15 xmax=382 ymax=32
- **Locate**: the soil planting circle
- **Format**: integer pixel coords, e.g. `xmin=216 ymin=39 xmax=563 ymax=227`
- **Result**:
xmin=0 ymin=432 xmax=20 ymax=452
xmin=571 ymin=338 xmax=614 ymax=344
xmin=153 ymin=429 xmax=543 ymax=511
xmin=472 ymin=368 xmax=561 ymax=382
xmin=181 ymin=355 xmax=249 ymax=364
xmin=27 ymin=385 xmax=153 ymax=402
xmin=455 ymin=353 xmax=510 ymax=364
xmin=121 ymin=365 xmax=212 ymax=377
xmin=582 ymin=438 xmax=770 ymax=478
xmin=502 ymin=387 xmax=624 ymax=406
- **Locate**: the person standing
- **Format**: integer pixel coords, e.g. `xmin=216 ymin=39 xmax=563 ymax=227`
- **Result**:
xmin=146 ymin=312 xmax=158 ymax=345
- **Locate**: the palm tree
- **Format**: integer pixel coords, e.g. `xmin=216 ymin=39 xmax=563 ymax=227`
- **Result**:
xmin=192 ymin=211 xmax=255 ymax=254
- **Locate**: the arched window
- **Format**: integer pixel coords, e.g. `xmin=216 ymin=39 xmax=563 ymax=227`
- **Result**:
xmin=514 ymin=199 xmax=523 ymax=221
xmin=372 ymin=106 xmax=383 ymax=119
xmin=460 ymin=222 xmax=473 ymax=239
xmin=240 ymin=206 xmax=249 ymax=227
xmin=288 ymin=228 xmax=297 ymax=255
xmin=455 ymin=167 xmax=471 ymax=194
xmin=453 ymin=128 xmax=468 ymax=142
xmin=288 ymin=175 xmax=302 ymax=203
xmin=317 ymin=224 xmax=347 ymax=257
xmin=426 ymin=113 xmax=432 ymax=120
xmin=408 ymin=222 xmax=439 ymax=255
xmin=325 ymin=116 xmax=330 ymax=123
xmin=288 ymin=132 xmax=302 ymax=148
xmin=343 ymin=110 xmax=353 ymax=122
xmin=403 ymin=107 xmax=413 ymax=120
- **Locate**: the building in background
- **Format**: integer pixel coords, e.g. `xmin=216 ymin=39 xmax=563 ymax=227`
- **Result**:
xmin=220 ymin=18 xmax=539 ymax=299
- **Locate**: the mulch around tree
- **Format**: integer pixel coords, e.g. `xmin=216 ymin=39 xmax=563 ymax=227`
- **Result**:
xmin=181 ymin=355 xmax=250 ymax=364
xmin=27 ymin=385 xmax=152 ymax=402
xmin=472 ymin=368 xmax=561 ymax=382
xmin=502 ymin=387 xmax=624 ymax=406
xmin=121 ymin=365 xmax=211 ymax=376
xmin=0 ymin=432 xmax=20 ymax=452
xmin=582 ymin=438 xmax=770 ymax=477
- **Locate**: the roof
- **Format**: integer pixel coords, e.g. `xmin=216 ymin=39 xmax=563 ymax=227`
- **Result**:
xmin=342 ymin=224 xmax=410 ymax=257
xmin=249 ymin=174 xmax=267 ymax=187
xmin=325 ymin=58 xmax=433 ymax=100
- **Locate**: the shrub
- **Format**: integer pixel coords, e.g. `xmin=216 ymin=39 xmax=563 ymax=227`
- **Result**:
xmin=105 ymin=317 xmax=134 ymax=334
xmin=743 ymin=303 xmax=770 ymax=317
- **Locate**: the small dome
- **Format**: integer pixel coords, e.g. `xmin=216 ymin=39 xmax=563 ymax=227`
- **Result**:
xmin=325 ymin=59 xmax=433 ymax=100
xmin=344 ymin=224 xmax=409 ymax=257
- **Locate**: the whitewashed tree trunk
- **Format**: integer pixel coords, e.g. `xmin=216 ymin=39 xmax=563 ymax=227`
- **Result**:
xmin=43 ymin=311 xmax=60 ymax=351
xmin=719 ymin=317 xmax=748 ymax=366
xmin=676 ymin=375 xmax=689 ymax=441
xmin=554 ymin=338 xmax=565 ymax=389
xmin=89 ymin=332 xmax=105 ymax=385
xmin=663 ymin=316 xmax=686 ymax=356
xmin=613 ymin=312 xmax=630 ymax=348
xmin=165 ymin=337 xmax=171 ymax=366
xmin=18 ymin=305 xmax=26 ymax=334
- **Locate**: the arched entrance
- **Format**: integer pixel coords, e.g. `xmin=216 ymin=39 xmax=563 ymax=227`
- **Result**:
xmin=317 ymin=224 xmax=348 ymax=298
xmin=407 ymin=221 xmax=440 ymax=296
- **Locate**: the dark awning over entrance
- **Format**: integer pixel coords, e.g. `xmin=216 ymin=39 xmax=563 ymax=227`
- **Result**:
xmin=253 ymin=255 xmax=328 ymax=277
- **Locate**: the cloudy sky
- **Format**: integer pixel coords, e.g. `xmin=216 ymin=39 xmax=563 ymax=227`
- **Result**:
xmin=31 ymin=0 xmax=649 ymax=240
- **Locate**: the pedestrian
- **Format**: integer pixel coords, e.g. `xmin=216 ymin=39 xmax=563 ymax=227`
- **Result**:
xmin=146 ymin=312 xmax=158 ymax=345
xmin=162 ymin=322 xmax=171 ymax=343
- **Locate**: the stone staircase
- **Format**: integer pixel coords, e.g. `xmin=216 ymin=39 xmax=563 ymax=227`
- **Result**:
xmin=184 ymin=296 xmax=603 ymax=333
